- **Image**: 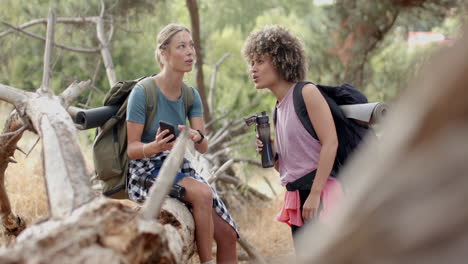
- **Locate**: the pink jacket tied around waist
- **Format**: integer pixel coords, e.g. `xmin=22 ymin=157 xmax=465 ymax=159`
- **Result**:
xmin=276 ymin=178 xmax=344 ymax=226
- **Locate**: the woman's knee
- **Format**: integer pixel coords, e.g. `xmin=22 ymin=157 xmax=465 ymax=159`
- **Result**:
xmin=196 ymin=184 xmax=213 ymax=205
xmin=216 ymin=222 xmax=237 ymax=244
xmin=180 ymin=178 xmax=213 ymax=206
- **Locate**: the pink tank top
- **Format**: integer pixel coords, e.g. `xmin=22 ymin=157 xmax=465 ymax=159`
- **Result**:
xmin=275 ymin=84 xmax=322 ymax=186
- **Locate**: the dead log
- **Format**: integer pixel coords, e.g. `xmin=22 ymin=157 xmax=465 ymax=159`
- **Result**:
xmin=0 ymin=198 xmax=195 ymax=264
xmin=294 ymin=24 xmax=468 ymax=264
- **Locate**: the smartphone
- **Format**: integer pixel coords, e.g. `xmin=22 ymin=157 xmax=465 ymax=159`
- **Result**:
xmin=159 ymin=120 xmax=177 ymax=142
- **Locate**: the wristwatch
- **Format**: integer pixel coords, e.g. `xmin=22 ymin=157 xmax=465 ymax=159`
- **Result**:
xmin=195 ymin=129 xmax=204 ymax=144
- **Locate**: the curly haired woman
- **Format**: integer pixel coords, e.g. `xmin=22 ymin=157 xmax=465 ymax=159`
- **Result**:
xmin=243 ymin=25 xmax=344 ymax=248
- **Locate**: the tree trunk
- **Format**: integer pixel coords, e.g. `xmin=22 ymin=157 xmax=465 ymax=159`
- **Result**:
xmin=186 ymin=0 xmax=212 ymax=123
xmin=0 ymin=198 xmax=195 ymax=264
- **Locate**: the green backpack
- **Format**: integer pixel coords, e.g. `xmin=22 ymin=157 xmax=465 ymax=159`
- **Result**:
xmin=92 ymin=76 xmax=195 ymax=199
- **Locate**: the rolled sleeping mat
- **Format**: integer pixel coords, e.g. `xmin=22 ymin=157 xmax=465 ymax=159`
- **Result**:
xmin=340 ymin=102 xmax=388 ymax=124
xmin=74 ymin=105 xmax=119 ymax=130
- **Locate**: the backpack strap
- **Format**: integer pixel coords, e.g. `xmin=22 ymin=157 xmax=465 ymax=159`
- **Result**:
xmin=181 ymin=83 xmax=195 ymax=117
xmin=138 ymin=77 xmax=158 ymax=135
xmin=273 ymin=82 xmax=314 ymax=131
xmin=292 ymin=81 xmax=319 ymax=140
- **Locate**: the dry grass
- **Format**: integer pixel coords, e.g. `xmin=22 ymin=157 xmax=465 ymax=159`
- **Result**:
xmin=234 ymin=166 xmax=295 ymax=261
xmin=0 ymin=103 xmax=295 ymax=260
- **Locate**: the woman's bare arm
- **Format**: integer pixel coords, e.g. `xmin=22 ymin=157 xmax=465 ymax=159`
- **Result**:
xmin=127 ymin=121 xmax=174 ymax=159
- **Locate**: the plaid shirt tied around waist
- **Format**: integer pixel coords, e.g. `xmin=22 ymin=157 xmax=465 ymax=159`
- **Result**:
xmin=128 ymin=150 xmax=238 ymax=236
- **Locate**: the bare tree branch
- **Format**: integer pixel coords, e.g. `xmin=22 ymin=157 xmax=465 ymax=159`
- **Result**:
xmin=262 ymin=175 xmax=277 ymax=196
xmin=99 ymin=0 xmax=106 ymax=18
xmin=96 ymin=18 xmax=117 ymax=87
xmin=38 ymin=9 xmax=56 ymax=94
xmin=224 ymin=131 xmax=256 ymax=148
xmin=67 ymin=106 xmax=83 ymax=121
xmin=357 ymin=11 xmax=400 ymax=85
xmin=208 ymin=53 xmax=230 ymax=113
xmin=0 ymin=126 xmax=26 ymax=138
xmin=0 ymin=17 xmax=100 ymax=38
xmin=77 ymin=103 xmax=93 ymax=109
xmin=205 ymin=109 xmax=232 ymax=129
xmin=0 ymin=84 xmax=29 ymax=106
xmin=25 ymin=137 xmax=40 ymax=158
xmin=60 ymin=80 xmax=92 ymax=108
xmin=232 ymin=157 xmax=262 ymax=167
xmin=209 ymin=142 xmax=250 ymax=160
xmin=15 ymin=146 xmax=26 ymax=155
xmin=237 ymin=237 xmax=267 ymax=264
xmin=0 ymin=21 xmax=100 ymax=53
xmin=208 ymin=121 xmax=248 ymax=152
xmin=107 ymin=21 xmax=115 ymax=43
xmin=216 ymin=174 xmax=271 ymax=201
xmin=208 ymin=159 xmax=234 ymax=184
xmin=113 ymin=23 xmax=143 ymax=33
xmin=89 ymin=84 xmax=105 ymax=95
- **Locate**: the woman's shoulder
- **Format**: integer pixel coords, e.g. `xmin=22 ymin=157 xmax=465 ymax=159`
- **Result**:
xmin=184 ymin=83 xmax=199 ymax=94
xmin=301 ymin=82 xmax=321 ymax=98
xmin=302 ymin=82 xmax=318 ymax=91
xmin=132 ymin=83 xmax=145 ymax=93
xmin=127 ymin=84 xmax=146 ymax=105
xmin=183 ymin=84 xmax=201 ymax=101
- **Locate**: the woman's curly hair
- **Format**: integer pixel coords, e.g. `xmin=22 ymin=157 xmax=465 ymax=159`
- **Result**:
xmin=242 ymin=25 xmax=307 ymax=83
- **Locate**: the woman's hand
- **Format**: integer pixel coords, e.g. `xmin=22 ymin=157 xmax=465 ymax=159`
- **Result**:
xmin=256 ymin=134 xmax=264 ymax=153
xmin=256 ymin=134 xmax=275 ymax=154
xmin=178 ymin=125 xmax=203 ymax=144
xmin=302 ymin=190 xmax=321 ymax=222
xmin=146 ymin=127 xmax=175 ymax=154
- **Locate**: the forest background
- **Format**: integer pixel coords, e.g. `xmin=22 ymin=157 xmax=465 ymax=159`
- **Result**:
xmin=0 ymin=0 xmax=466 ymax=259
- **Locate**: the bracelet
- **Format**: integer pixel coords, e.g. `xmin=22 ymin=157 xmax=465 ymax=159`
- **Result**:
xmin=195 ymin=129 xmax=204 ymax=144
xmin=142 ymin=143 xmax=148 ymax=159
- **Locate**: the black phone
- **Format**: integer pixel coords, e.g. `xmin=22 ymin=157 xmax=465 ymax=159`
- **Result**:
xmin=159 ymin=120 xmax=177 ymax=142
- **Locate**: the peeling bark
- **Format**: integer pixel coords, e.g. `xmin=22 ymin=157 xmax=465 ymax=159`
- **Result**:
xmin=0 ymin=112 xmax=27 ymax=235
xmin=0 ymin=198 xmax=195 ymax=264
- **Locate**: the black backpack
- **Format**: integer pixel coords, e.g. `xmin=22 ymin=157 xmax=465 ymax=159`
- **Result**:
xmin=274 ymin=81 xmax=370 ymax=176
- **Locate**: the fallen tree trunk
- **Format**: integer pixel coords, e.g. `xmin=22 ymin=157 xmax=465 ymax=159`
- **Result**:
xmin=0 ymin=198 xmax=195 ymax=264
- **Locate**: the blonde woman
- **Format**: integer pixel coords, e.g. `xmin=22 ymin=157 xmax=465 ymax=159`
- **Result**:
xmin=126 ymin=24 xmax=238 ymax=264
